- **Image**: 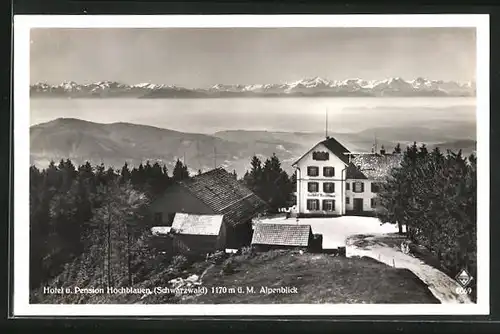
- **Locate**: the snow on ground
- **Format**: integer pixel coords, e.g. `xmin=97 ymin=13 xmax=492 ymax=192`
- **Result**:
xmin=255 ymin=216 xmax=400 ymax=249
xmin=255 ymin=215 xmax=472 ymax=304
xmin=346 ymin=234 xmax=473 ymax=304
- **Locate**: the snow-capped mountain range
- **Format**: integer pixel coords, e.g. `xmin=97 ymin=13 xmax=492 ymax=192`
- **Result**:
xmin=30 ymin=77 xmax=476 ymax=98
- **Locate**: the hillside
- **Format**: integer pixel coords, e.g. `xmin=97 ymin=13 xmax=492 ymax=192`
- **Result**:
xmin=428 ymin=139 xmax=476 ymax=153
xmin=29 ymin=118 xmax=306 ymax=176
xmin=185 ymin=251 xmax=440 ymax=304
xmin=30 ymin=118 xmax=477 ymax=176
xmin=31 ymin=250 xmax=440 ymax=304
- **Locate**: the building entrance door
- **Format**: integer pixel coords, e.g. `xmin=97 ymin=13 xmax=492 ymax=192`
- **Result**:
xmin=353 ymin=198 xmax=363 ymax=213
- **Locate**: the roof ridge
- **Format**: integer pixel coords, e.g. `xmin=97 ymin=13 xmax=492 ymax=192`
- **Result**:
xmin=293 ymin=136 xmax=351 ymax=166
xmin=258 ymin=222 xmax=311 ymax=228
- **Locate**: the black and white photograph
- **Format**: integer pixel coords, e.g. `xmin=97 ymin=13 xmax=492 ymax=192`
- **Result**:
xmin=13 ymin=14 xmax=489 ymax=316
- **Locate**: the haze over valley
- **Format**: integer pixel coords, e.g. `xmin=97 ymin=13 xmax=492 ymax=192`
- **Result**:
xmin=30 ymin=96 xmax=476 ymax=177
xmin=29 ymin=28 xmax=477 ymax=177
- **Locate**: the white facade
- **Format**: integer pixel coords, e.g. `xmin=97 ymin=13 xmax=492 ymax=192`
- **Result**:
xmin=294 ymin=142 xmax=381 ymax=216
xmin=294 ymin=143 xmax=348 ymax=216
xmin=345 ymin=179 xmax=378 ymax=213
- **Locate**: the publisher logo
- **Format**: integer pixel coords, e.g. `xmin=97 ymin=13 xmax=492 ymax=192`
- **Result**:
xmin=455 ymin=269 xmax=473 ymax=287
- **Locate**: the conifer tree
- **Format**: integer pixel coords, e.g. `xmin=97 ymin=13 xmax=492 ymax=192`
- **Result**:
xmin=120 ymin=162 xmax=131 ymax=184
xmin=376 ymin=142 xmax=477 ymax=298
xmin=172 ymin=159 xmax=189 ymax=181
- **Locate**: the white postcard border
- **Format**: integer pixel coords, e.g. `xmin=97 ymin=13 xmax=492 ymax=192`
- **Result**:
xmin=13 ymin=14 xmax=490 ymax=316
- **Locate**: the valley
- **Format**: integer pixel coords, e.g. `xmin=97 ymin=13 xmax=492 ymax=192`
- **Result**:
xmin=30 ymin=117 xmax=477 ymax=177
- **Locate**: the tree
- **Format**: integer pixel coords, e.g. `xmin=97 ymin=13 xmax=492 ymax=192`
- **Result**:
xmin=45 ymin=160 xmax=61 ymax=193
xmin=29 ymin=160 xmax=154 ymax=291
xmin=120 ymin=162 xmax=131 ymax=184
xmin=375 ymin=144 xmax=477 ymax=299
xmin=418 ymin=143 xmax=428 ymax=158
xmin=30 ymin=165 xmax=51 ymax=289
xmin=172 ymin=159 xmax=189 ymax=182
xmin=131 ymin=163 xmax=146 ymax=188
xmin=105 ymin=167 xmax=117 ymax=183
xmin=244 ymin=154 xmax=293 ymax=212
xmin=88 ymin=179 xmax=149 ymax=287
xmin=290 ymin=171 xmax=297 ymax=186
xmin=393 ymin=143 xmax=402 ymax=154
xmin=244 ymin=155 xmax=263 ymax=194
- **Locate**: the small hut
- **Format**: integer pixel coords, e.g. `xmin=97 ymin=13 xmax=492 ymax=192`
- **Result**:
xmin=251 ymin=223 xmax=313 ymax=252
xmin=169 ymin=213 xmax=226 ymax=256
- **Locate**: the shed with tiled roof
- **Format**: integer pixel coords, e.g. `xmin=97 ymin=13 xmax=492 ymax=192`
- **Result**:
xmin=251 ymin=223 xmax=313 ymax=251
xmin=148 ymin=168 xmax=269 ymax=250
xmin=179 ymin=168 xmax=268 ymax=228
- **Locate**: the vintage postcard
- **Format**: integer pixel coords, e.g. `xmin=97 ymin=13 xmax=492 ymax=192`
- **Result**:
xmin=13 ymin=14 xmax=489 ymax=316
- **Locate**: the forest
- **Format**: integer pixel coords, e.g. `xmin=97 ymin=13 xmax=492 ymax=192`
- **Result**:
xmin=29 ymin=154 xmax=295 ymax=295
xmin=376 ymin=143 xmax=477 ymax=299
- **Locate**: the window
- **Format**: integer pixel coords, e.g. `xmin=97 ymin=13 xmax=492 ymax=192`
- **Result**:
xmin=166 ymin=213 xmax=176 ymax=226
xmin=323 ymin=167 xmax=335 ymax=177
xmin=322 ymin=200 xmax=335 ymax=212
xmin=154 ymin=212 xmax=163 ymax=224
xmin=307 ymin=166 xmax=319 ymax=176
xmin=307 ymin=199 xmax=320 ymax=211
xmin=371 ymin=182 xmax=380 ymax=193
xmin=353 ymin=181 xmax=364 ymax=193
xmin=312 ymin=151 xmax=329 ymax=161
xmin=346 ymin=182 xmax=350 ymax=191
xmin=323 ymin=182 xmax=335 ymax=193
xmin=346 ymin=197 xmax=350 ymax=205
xmin=371 ymin=198 xmax=377 ymax=208
xmin=308 ymin=182 xmax=319 ymax=193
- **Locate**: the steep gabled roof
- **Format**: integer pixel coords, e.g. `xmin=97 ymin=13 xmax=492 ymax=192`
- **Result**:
xmin=251 ymin=223 xmax=312 ymax=247
xmin=170 ymin=213 xmax=224 ymax=236
xmin=346 ymin=153 xmax=403 ymax=181
xmin=292 ymin=137 xmax=351 ymax=166
xmin=345 ymin=163 xmax=368 ymax=180
xmin=320 ymin=137 xmax=351 ymax=164
xmin=179 ymin=168 xmax=268 ymax=227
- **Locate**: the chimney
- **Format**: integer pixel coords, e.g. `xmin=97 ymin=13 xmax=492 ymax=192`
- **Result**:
xmin=380 ymin=145 xmax=386 ymax=155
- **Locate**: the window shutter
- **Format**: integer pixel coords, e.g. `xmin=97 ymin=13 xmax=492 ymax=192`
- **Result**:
xmin=361 ymin=182 xmax=365 ymax=193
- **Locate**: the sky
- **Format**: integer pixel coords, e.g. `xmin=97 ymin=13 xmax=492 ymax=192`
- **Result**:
xmin=30 ymin=27 xmax=476 ymax=86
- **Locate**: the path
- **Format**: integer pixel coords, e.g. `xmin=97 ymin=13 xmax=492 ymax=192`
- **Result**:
xmin=346 ymin=233 xmax=472 ymax=304
xmin=253 ymin=216 xmax=400 ymax=249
